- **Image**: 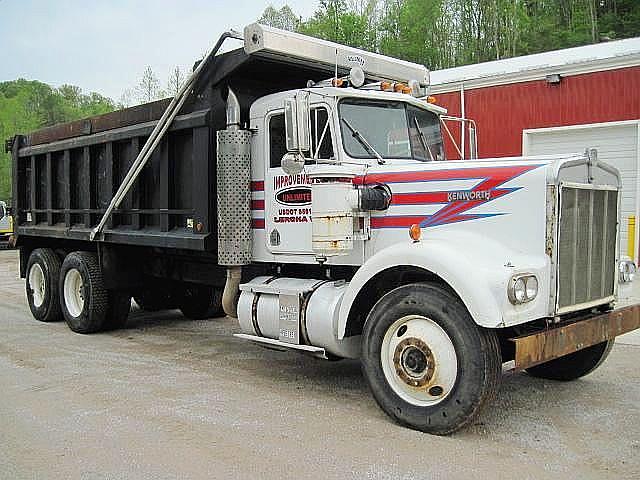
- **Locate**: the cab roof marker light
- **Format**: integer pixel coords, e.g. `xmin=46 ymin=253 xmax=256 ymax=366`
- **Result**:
xmin=244 ymin=23 xmax=430 ymax=87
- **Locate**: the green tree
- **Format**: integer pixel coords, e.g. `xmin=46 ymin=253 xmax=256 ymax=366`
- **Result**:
xmin=298 ymin=0 xmax=379 ymax=51
xmin=0 ymin=79 xmax=115 ymax=201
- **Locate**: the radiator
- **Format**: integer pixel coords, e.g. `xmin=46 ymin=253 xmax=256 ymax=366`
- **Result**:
xmin=556 ymin=184 xmax=618 ymax=313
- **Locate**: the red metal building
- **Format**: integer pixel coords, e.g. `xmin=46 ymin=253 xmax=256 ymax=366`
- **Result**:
xmin=430 ymin=37 xmax=640 ymax=158
xmin=429 ymin=38 xmax=640 ymax=259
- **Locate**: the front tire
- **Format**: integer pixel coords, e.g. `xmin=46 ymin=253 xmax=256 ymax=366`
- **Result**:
xmin=59 ymin=251 xmax=109 ymax=334
xmin=362 ymin=283 xmax=501 ymax=435
xmin=25 ymin=248 xmax=62 ymax=322
xmin=526 ymin=340 xmax=614 ymax=381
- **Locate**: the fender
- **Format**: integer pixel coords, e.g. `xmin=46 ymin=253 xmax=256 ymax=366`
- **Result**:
xmin=338 ymin=237 xmax=510 ymax=339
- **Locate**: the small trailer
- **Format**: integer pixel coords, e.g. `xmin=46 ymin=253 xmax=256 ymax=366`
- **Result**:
xmin=7 ymin=25 xmax=640 ymax=434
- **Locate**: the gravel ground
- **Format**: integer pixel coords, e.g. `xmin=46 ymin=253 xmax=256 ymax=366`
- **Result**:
xmin=1 ymin=249 xmax=639 ymax=480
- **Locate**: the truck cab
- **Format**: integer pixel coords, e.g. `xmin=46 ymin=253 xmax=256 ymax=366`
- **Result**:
xmin=250 ymin=86 xmax=446 ymax=262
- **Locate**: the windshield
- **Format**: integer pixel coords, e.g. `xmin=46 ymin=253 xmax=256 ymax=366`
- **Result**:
xmin=339 ymin=99 xmax=445 ymax=161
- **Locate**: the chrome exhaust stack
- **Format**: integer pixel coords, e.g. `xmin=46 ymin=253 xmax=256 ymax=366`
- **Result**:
xmin=217 ymin=88 xmax=251 ymax=318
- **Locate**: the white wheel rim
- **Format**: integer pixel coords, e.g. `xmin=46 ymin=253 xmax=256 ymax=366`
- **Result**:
xmin=28 ymin=263 xmax=46 ymax=308
xmin=63 ymin=268 xmax=85 ymax=318
xmin=381 ymin=315 xmax=458 ymax=407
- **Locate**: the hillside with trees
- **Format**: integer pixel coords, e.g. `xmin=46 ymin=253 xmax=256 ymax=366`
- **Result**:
xmin=0 ymin=80 xmax=115 ymax=201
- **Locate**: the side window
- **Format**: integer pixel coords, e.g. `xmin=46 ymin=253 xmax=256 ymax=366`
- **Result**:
xmin=269 ymin=107 xmax=334 ymax=168
xmin=309 ymin=108 xmax=334 ymax=160
xmin=0 ymin=204 xmax=5 ymax=219
xmin=269 ymin=114 xmax=287 ymax=168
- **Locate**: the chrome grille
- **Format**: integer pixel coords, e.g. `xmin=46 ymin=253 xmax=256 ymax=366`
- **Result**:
xmin=557 ymin=184 xmax=617 ymax=312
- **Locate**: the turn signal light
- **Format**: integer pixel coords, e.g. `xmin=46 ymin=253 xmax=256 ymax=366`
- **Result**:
xmin=409 ymin=224 xmax=422 ymax=242
xmin=426 ymin=96 xmax=437 ymax=104
xmin=380 ymin=82 xmax=416 ymax=95
xmin=332 ymin=78 xmax=344 ymax=87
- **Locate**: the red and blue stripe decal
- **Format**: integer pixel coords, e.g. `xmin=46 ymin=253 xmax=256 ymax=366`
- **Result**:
xmin=355 ymin=164 xmax=542 ymax=229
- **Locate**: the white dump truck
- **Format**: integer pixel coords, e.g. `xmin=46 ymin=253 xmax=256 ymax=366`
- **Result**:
xmin=8 ymin=24 xmax=640 ymax=434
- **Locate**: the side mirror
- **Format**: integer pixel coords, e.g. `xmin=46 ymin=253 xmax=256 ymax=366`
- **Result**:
xmin=284 ymin=91 xmax=311 ymax=153
xmin=281 ymin=152 xmax=305 ymax=175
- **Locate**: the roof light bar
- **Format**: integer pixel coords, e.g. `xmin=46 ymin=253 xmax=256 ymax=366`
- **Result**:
xmin=244 ymin=23 xmax=430 ymax=87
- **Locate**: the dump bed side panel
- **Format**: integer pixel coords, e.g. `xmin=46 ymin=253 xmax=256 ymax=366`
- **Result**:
xmin=14 ymin=107 xmax=217 ymax=251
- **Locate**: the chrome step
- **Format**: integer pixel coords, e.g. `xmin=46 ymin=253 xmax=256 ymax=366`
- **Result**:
xmin=233 ymin=333 xmax=327 ymax=359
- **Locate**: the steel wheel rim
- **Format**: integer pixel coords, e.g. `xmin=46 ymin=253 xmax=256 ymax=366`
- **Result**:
xmin=381 ymin=315 xmax=458 ymax=406
xmin=63 ymin=268 xmax=85 ymax=318
xmin=28 ymin=263 xmax=46 ymax=308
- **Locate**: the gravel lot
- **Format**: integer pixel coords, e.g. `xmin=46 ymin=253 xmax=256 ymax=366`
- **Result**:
xmin=1 ymin=249 xmax=639 ymax=479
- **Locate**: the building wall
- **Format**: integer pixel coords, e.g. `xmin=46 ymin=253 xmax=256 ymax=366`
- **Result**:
xmin=435 ymin=66 xmax=640 ymax=159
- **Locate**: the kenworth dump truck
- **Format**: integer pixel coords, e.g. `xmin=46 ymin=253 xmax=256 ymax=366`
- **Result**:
xmin=7 ymin=25 xmax=640 ymax=434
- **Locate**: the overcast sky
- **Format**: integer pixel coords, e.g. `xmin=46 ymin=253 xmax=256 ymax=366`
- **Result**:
xmin=0 ymin=0 xmax=318 ymax=101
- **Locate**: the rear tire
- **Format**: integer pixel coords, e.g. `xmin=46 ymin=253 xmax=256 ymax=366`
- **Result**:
xmin=178 ymin=284 xmax=224 ymax=320
xmin=361 ymin=282 xmax=501 ymax=435
xmin=526 ymin=340 xmax=614 ymax=381
xmin=25 ymin=248 xmax=62 ymax=322
xmin=104 ymin=292 xmax=132 ymax=330
xmin=59 ymin=251 xmax=109 ymax=334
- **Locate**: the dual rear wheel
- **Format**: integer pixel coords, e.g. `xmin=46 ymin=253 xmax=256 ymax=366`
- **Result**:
xmin=26 ymin=249 xmax=131 ymax=333
xmin=25 ymin=248 xmax=224 ymax=333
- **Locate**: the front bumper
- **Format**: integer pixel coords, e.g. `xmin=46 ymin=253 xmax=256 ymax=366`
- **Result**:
xmin=512 ymin=304 xmax=640 ymax=370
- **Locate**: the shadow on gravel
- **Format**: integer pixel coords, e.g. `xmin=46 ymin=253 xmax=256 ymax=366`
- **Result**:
xmin=106 ymin=302 xmax=633 ymax=438
xmin=121 ymin=305 xmax=194 ymax=330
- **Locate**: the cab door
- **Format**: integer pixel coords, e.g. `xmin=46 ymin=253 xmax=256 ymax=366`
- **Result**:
xmin=264 ymin=106 xmax=335 ymax=255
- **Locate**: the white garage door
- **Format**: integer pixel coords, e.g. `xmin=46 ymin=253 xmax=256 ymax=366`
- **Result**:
xmin=523 ymin=120 xmax=640 ymax=260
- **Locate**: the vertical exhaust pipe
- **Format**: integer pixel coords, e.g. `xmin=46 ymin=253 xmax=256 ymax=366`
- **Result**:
xmin=226 ymin=88 xmax=241 ymax=130
xmin=222 ymin=267 xmax=242 ymax=318
xmin=218 ymin=88 xmax=250 ymax=318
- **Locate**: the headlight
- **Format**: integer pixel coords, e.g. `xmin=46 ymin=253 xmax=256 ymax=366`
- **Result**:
xmin=508 ymin=274 xmax=538 ymax=305
xmin=619 ymin=259 xmax=637 ymax=283
xmin=513 ymin=278 xmax=527 ymax=303
xmin=525 ymin=276 xmax=538 ymax=299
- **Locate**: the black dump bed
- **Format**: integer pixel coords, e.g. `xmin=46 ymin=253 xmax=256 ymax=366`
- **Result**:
xmin=9 ymin=48 xmax=335 ymax=253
